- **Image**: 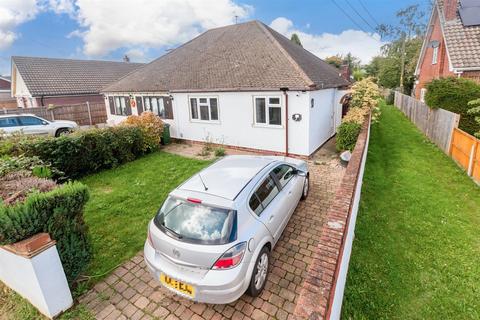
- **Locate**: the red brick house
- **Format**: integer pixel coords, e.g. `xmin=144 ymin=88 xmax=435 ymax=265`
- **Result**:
xmin=414 ymin=0 xmax=480 ymax=101
xmin=0 ymin=76 xmax=11 ymax=99
xmin=11 ymin=56 xmax=143 ymax=108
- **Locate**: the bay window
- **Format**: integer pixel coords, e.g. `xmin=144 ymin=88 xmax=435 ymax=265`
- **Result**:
xmin=143 ymin=96 xmax=173 ymax=119
xmin=254 ymin=96 xmax=282 ymax=126
xmin=113 ymin=96 xmax=129 ymax=116
xmin=189 ymin=97 xmax=219 ymax=122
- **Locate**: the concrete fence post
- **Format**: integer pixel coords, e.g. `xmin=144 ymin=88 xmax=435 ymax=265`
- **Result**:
xmin=50 ymin=110 xmax=55 ymax=121
xmin=86 ymin=101 xmax=92 ymax=126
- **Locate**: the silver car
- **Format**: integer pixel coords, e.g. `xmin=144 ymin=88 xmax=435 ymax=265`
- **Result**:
xmin=144 ymin=155 xmax=309 ymax=304
xmin=0 ymin=114 xmax=78 ymax=137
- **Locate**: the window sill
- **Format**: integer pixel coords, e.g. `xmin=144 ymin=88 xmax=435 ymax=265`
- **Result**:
xmin=253 ymin=123 xmax=284 ymax=129
xmin=190 ymin=119 xmax=221 ymax=125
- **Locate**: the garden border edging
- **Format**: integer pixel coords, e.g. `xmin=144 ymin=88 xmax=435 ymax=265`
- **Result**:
xmin=294 ymin=114 xmax=371 ymax=320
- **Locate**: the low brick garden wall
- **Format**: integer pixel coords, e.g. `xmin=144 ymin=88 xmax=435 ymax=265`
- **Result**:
xmin=295 ymin=115 xmax=371 ymax=319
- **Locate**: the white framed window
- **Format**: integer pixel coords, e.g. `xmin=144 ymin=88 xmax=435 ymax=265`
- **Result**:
xmin=114 ymin=96 xmax=129 ymax=115
xmin=189 ymin=97 xmax=219 ymax=122
xmin=254 ymin=96 xmax=282 ymax=127
xmin=432 ymin=46 xmax=438 ymax=65
xmin=420 ymin=88 xmax=427 ymax=102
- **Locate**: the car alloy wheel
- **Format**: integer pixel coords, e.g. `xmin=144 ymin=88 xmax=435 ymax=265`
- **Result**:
xmin=254 ymin=252 xmax=269 ymax=290
xmin=301 ymin=175 xmax=309 ymax=200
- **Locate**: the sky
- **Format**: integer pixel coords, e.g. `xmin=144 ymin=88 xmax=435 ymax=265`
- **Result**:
xmin=0 ymin=0 xmax=432 ymax=76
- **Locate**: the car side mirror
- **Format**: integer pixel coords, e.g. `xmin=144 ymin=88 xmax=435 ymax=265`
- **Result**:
xmin=293 ymin=169 xmax=307 ymax=177
xmin=42 ymin=121 xmax=48 ymax=125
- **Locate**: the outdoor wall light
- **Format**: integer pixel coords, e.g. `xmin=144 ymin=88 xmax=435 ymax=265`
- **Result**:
xmin=292 ymin=113 xmax=302 ymax=121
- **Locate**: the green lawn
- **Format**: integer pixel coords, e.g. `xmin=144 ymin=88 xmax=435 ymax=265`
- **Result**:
xmin=80 ymin=151 xmax=210 ymax=283
xmin=342 ymin=102 xmax=480 ymax=319
xmin=1 ymin=151 xmax=210 ymax=320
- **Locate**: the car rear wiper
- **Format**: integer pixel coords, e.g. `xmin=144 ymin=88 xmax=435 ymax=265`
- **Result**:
xmin=161 ymin=222 xmax=183 ymax=239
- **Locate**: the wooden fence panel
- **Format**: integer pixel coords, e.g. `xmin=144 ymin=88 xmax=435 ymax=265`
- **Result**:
xmin=472 ymin=141 xmax=480 ymax=183
xmin=450 ymin=128 xmax=480 ymax=184
xmin=2 ymin=103 xmax=107 ymax=125
xmin=450 ymin=128 xmax=475 ymax=170
xmin=393 ymin=92 xmax=460 ymax=153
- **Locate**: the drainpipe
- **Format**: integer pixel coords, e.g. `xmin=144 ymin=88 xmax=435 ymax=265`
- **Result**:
xmin=280 ymin=87 xmax=289 ymax=156
xmin=40 ymin=95 xmax=45 ymax=107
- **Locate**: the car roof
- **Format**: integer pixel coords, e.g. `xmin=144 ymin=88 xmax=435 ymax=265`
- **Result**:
xmin=0 ymin=114 xmax=36 ymax=118
xmin=178 ymin=155 xmax=276 ymax=200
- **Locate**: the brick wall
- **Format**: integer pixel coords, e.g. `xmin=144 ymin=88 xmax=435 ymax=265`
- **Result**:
xmin=415 ymin=10 xmax=454 ymax=99
xmin=294 ymin=115 xmax=371 ymax=319
xmin=443 ymin=0 xmax=458 ymax=21
xmin=0 ymin=78 xmax=10 ymax=90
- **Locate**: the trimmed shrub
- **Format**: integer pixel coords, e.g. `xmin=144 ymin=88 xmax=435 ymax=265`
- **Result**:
xmin=14 ymin=126 xmax=148 ymax=179
xmin=122 ymin=112 xmax=164 ymax=152
xmin=0 ymin=182 xmax=90 ymax=283
xmin=425 ymin=77 xmax=480 ymax=135
xmin=336 ymin=122 xmax=362 ymax=151
xmin=0 ymin=155 xmax=63 ymax=179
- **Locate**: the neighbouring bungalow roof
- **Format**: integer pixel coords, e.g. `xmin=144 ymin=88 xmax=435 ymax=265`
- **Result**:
xmin=103 ymin=20 xmax=350 ymax=93
xmin=439 ymin=0 xmax=480 ymax=69
xmin=12 ymin=56 xmax=144 ymax=97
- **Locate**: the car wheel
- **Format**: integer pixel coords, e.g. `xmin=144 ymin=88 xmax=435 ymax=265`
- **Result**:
xmin=55 ymin=128 xmax=71 ymax=137
xmin=301 ymin=174 xmax=309 ymax=200
xmin=247 ymin=246 xmax=270 ymax=297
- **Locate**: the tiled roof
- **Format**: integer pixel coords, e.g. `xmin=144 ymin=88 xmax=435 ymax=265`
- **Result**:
xmin=438 ymin=0 xmax=480 ymax=69
xmin=12 ymin=56 xmax=144 ymax=96
xmin=103 ymin=20 xmax=349 ymax=93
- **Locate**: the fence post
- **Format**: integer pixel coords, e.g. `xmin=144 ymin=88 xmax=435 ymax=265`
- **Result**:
xmin=86 ymin=101 xmax=92 ymax=126
xmin=3 ymin=108 xmax=6 ymax=114
xmin=50 ymin=110 xmax=55 ymax=121
xmin=468 ymin=143 xmax=477 ymax=176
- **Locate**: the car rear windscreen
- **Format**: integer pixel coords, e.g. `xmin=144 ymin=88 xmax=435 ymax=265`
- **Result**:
xmin=154 ymin=196 xmax=236 ymax=245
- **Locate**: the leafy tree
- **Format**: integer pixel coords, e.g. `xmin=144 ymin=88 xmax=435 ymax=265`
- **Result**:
xmin=343 ymin=53 xmax=361 ymax=71
xmin=290 ymin=33 xmax=302 ymax=47
xmin=467 ymin=98 xmax=480 ymax=138
xmin=325 ymin=55 xmax=343 ymax=68
xmin=371 ymin=4 xmax=427 ymax=93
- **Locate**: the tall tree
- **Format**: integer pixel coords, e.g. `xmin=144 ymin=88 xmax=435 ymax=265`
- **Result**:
xmin=376 ymin=5 xmax=427 ymax=93
xmin=290 ymin=33 xmax=302 ymax=47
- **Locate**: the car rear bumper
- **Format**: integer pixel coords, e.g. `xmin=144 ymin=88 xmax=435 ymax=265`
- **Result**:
xmin=144 ymin=241 xmax=251 ymax=304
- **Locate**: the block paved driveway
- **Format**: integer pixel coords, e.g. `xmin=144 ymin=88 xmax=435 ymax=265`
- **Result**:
xmin=80 ymin=144 xmax=345 ymax=320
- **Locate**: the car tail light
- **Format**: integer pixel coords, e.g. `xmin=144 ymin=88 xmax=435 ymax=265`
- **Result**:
xmin=212 ymin=242 xmax=246 ymax=270
xmin=187 ymin=197 xmax=202 ymax=204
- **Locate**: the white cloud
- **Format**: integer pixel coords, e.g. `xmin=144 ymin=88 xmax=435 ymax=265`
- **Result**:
xmin=0 ymin=0 xmax=40 ymax=50
xmin=48 ymin=0 xmax=75 ymax=15
xmin=67 ymin=0 xmax=252 ymax=56
xmin=270 ymin=17 xmax=384 ymax=65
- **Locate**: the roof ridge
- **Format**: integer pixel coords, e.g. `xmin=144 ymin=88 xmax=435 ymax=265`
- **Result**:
xmin=254 ymin=21 xmax=315 ymax=88
xmin=12 ymin=55 xmax=144 ymax=65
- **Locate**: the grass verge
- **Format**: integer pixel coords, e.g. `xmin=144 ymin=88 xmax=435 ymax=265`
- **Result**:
xmin=342 ymin=102 xmax=480 ymax=319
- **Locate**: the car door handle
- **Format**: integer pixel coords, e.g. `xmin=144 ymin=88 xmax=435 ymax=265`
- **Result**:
xmin=288 ymin=191 xmax=292 ymax=195
xmin=269 ymin=215 xmax=275 ymax=222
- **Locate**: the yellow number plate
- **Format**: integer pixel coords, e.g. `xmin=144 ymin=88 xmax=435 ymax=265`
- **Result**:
xmin=160 ymin=273 xmax=195 ymax=298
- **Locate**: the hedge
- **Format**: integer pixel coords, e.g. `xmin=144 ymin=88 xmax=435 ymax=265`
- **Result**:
xmin=0 ymin=182 xmax=90 ymax=283
xmin=13 ymin=126 xmax=149 ymax=179
xmin=425 ymin=77 xmax=480 ymax=135
xmin=336 ymin=121 xmax=362 ymax=151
